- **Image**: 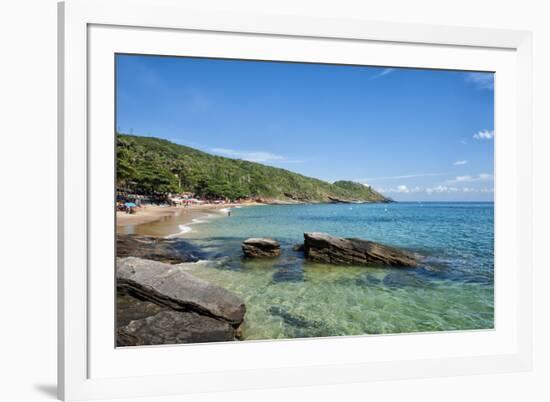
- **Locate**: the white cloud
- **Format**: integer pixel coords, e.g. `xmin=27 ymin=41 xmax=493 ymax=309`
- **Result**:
xmin=473 ymin=129 xmax=494 ymax=140
xmin=447 ymin=173 xmax=493 ymax=184
xmin=426 ymin=185 xmax=459 ymax=194
xmin=376 ymin=184 xmax=494 ymax=195
xmin=370 ymin=68 xmax=395 ymax=80
xmin=478 ymin=173 xmax=493 ymax=180
xmin=425 ymin=186 xmax=493 ymax=194
xmin=453 ymin=160 xmax=468 ymax=166
xmin=210 ymin=148 xmax=288 ymax=163
xmin=376 ymin=185 xmax=422 ymax=194
xmin=462 ymin=187 xmax=494 ymax=193
xmin=465 ymin=72 xmax=494 ymax=90
xmin=377 ymin=184 xmax=494 ymax=195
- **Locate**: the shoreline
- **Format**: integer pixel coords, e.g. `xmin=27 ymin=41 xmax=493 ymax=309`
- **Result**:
xmin=115 ymin=199 xmax=401 ymax=238
xmin=115 ymin=200 xmax=489 ymax=237
xmin=116 ymin=202 xmax=262 ymax=237
xmin=116 ymin=199 xmax=397 ymax=228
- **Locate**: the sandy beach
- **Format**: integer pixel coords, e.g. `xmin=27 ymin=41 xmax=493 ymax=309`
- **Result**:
xmin=116 ymin=205 xmax=182 ymax=227
xmin=116 ymin=203 xmax=260 ymax=237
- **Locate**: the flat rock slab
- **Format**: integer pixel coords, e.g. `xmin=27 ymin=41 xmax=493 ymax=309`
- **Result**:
xmin=117 ymin=234 xmax=205 ymax=264
xmin=242 ymin=238 xmax=281 ymax=258
xmin=117 ymin=310 xmax=236 ymax=346
xmin=304 ymin=232 xmax=419 ymax=267
xmin=117 ymin=257 xmax=246 ymax=325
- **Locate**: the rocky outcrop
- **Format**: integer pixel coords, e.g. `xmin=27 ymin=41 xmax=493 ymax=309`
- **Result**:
xmin=303 ymin=232 xmax=419 ymax=267
xmin=242 ymin=238 xmax=281 ymax=258
xmin=117 ymin=310 xmax=236 ymax=346
xmin=117 ymin=234 xmax=205 ymax=264
xmin=327 ymin=197 xmax=393 ymax=204
xmin=117 ymin=292 xmax=168 ymax=328
xmin=327 ymin=196 xmax=361 ymax=204
xmin=117 ymin=257 xmax=246 ymax=326
xmin=255 ymin=197 xmax=305 ymax=205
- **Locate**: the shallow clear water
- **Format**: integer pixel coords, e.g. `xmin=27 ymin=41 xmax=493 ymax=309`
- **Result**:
xmin=174 ymin=202 xmax=493 ymax=339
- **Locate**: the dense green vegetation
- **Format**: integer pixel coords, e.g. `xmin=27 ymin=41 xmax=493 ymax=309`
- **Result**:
xmin=116 ymin=133 xmax=390 ymax=203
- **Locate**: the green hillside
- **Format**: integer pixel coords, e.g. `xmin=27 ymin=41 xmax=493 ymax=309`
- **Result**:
xmin=116 ymin=134 xmax=390 ymax=203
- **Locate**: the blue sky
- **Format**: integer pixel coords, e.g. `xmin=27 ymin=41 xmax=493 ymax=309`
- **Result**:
xmin=116 ymin=54 xmax=494 ymax=201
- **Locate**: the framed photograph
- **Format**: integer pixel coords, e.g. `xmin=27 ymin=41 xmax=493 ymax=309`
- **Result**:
xmin=58 ymin=0 xmax=533 ymax=400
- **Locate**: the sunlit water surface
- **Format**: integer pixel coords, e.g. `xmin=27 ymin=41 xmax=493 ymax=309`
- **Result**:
xmin=145 ymin=202 xmax=494 ymax=339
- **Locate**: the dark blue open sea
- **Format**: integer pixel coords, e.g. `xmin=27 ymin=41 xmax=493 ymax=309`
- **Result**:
xmin=154 ymin=202 xmax=494 ymax=339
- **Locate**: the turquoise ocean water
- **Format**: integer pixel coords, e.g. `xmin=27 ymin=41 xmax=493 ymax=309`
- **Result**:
xmin=176 ymin=202 xmax=494 ymax=340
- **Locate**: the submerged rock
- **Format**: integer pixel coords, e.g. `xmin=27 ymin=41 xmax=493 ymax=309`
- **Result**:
xmin=268 ymin=306 xmax=332 ymax=338
xmin=365 ymin=273 xmax=382 ymax=285
xmin=292 ymin=243 xmax=305 ymax=252
xmin=268 ymin=306 xmax=323 ymax=329
xmin=272 ymin=260 xmax=305 ymax=283
xmin=382 ymin=271 xmax=431 ymax=288
xmin=117 ymin=310 xmax=236 ymax=346
xmin=117 ymin=234 xmax=205 ymax=264
xmin=303 ymin=232 xmax=419 ymax=268
xmin=117 ymin=257 xmax=246 ymax=326
xmin=242 ymin=238 xmax=281 ymax=258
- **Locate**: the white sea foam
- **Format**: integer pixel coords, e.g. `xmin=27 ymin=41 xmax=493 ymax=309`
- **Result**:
xmin=178 ymin=259 xmax=211 ymax=268
xmin=164 ymin=208 xmax=230 ymax=238
xmin=176 ymin=259 xmax=216 ymax=272
xmin=165 ymin=224 xmax=192 ymax=238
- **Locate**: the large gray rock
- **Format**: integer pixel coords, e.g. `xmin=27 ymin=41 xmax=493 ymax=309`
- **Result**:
xmin=117 ymin=257 xmax=246 ymax=325
xmin=117 ymin=234 xmax=205 ymax=264
xmin=303 ymin=232 xmax=419 ymax=267
xmin=117 ymin=310 xmax=236 ymax=346
xmin=242 ymin=238 xmax=281 ymax=258
xmin=117 ymin=292 xmax=167 ymax=328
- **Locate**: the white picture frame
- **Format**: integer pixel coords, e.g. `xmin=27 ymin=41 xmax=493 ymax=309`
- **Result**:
xmin=58 ymin=0 xmax=533 ymax=400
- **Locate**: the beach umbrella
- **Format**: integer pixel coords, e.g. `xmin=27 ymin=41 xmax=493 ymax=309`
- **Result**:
xmin=125 ymin=202 xmax=137 ymax=207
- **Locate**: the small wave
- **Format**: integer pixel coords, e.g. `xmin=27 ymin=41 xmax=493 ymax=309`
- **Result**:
xmin=219 ymin=207 xmax=231 ymax=213
xmin=177 ymin=259 xmax=215 ymax=270
xmin=165 ymin=224 xmax=192 ymax=238
xmin=192 ymin=218 xmax=206 ymax=224
xmin=179 ymin=259 xmax=211 ymax=266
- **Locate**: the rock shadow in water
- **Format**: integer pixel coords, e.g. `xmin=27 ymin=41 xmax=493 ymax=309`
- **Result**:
xmin=382 ymin=270 xmax=433 ymax=288
xmin=271 ymin=258 xmax=305 ymax=283
xmin=331 ymin=272 xmax=384 ymax=288
xmin=335 ymin=267 xmax=444 ymax=289
xmin=268 ymin=306 xmax=332 ymax=338
xmin=364 ymin=274 xmax=382 ymax=286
